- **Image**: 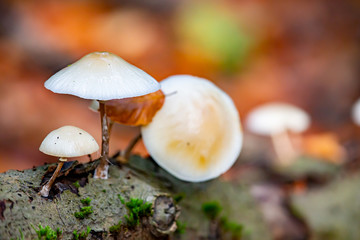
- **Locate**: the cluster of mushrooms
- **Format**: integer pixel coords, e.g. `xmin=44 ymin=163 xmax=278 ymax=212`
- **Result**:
xmin=39 ymin=51 xmax=360 ymax=197
xmin=39 ymin=52 xmax=242 ymax=197
xmin=40 ymin=51 xmax=360 ymax=198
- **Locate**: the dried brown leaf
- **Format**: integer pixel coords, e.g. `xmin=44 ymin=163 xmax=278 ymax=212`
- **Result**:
xmin=105 ymin=90 xmax=165 ymax=126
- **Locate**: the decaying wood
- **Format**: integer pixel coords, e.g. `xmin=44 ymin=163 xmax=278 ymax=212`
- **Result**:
xmin=0 ymin=155 xmax=274 ymax=240
xmin=0 ymin=157 xmax=179 ymax=240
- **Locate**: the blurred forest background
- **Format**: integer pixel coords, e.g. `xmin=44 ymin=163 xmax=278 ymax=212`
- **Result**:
xmin=1 ymin=0 xmax=360 ymax=239
xmin=1 ymin=0 xmax=359 ymax=172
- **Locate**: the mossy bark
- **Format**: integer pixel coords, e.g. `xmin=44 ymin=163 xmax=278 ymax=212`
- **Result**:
xmin=0 ymin=156 xmax=270 ymax=240
xmin=0 ymin=159 xmax=178 ymax=240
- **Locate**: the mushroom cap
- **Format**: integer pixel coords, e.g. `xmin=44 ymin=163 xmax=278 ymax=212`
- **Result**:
xmin=44 ymin=52 xmax=160 ymax=100
xmin=352 ymin=98 xmax=360 ymax=125
xmin=141 ymin=75 xmax=242 ymax=182
xmin=39 ymin=126 xmax=99 ymax=158
xmin=246 ymin=103 xmax=310 ymax=135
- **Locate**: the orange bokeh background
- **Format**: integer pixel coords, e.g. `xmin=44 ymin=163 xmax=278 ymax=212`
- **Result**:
xmin=0 ymin=0 xmax=359 ymax=172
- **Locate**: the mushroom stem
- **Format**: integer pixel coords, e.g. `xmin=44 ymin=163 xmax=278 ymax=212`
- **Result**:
xmin=118 ymin=133 xmax=142 ymax=163
xmin=108 ymin=120 xmax=114 ymax=137
xmin=95 ymin=101 xmax=110 ymax=179
xmin=40 ymin=159 xmax=66 ymax=197
xmin=270 ymin=131 xmax=297 ymax=166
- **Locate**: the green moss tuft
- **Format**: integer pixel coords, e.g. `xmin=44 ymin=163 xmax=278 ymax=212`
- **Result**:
xmin=80 ymin=197 xmax=92 ymax=205
xmin=117 ymin=194 xmax=125 ymax=204
xmin=201 ymin=200 xmax=243 ymax=239
xmin=175 ymin=220 xmax=187 ymax=234
xmin=221 ymin=217 xmax=243 ymax=238
xmin=72 ymin=226 xmax=91 ymax=240
xmin=75 ymin=198 xmax=93 ymax=219
xmin=73 ymin=181 xmax=80 ymax=188
xmin=72 ymin=231 xmax=79 ymax=240
xmin=124 ymin=212 xmax=139 ymax=228
xmin=109 ymin=221 xmax=122 ymax=233
xmin=74 ymin=206 xmax=93 ymax=219
xmin=31 ymin=224 xmax=62 ymax=240
xmin=202 ymin=201 xmax=222 ymax=220
xmin=126 ymin=198 xmax=152 ymax=218
xmin=173 ymin=193 xmax=185 ymax=204
xmin=120 ymin=197 xmax=153 ymax=228
xmin=10 ymin=228 xmax=24 ymax=240
xmin=110 ymin=196 xmax=153 ymax=230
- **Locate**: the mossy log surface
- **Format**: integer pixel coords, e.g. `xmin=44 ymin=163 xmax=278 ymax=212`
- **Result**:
xmin=0 ymin=155 xmax=270 ymax=240
xmin=292 ymin=171 xmax=360 ymax=240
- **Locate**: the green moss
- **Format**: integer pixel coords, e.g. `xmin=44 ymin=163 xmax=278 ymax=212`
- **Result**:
xmin=117 ymin=194 xmax=125 ymax=204
xmin=73 ymin=181 xmax=80 ymax=188
xmin=10 ymin=228 xmax=24 ymax=240
xmin=175 ymin=221 xmax=187 ymax=235
xmin=201 ymin=201 xmax=243 ymax=239
xmin=173 ymin=193 xmax=185 ymax=204
xmin=124 ymin=212 xmax=138 ymax=228
xmin=120 ymin=197 xmax=153 ymax=228
xmin=72 ymin=231 xmax=79 ymax=240
xmin=109 ymin=221 xmax=122 ymax=233
xmin=221 ymin=217 xmax=243 ymax=239
xmin=202 ymin=201 xmax=222 ymax=220
xmin=126 ymin=198 xmax=152 ymax=217
xmin=74 ymin=206 xmax=93 ymax=219
xmin=102 ymin=189 xmax=106 ymax=193
xmin=75 ymin=198 xmax=93 ymax=219
xmin=72 ymin=226 xmax=91 ymax=240
xmin=31 ymin=224 xmax=62 ymax=240
xmin=80 ymin=197 xmax=92 ymax=206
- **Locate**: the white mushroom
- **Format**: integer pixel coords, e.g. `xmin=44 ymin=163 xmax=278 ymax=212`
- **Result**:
xmin=39 ymin=126 xmax=99 ymax=197
xmin=246 ymin=103 xmax=310 ymax=165
xmin=141 ymin=75 xmax=242 ymax=182
xmin=351 ymin=98 xmax=360 ymax=126
xmin=44 ymin=52 xmax=160 ymax=179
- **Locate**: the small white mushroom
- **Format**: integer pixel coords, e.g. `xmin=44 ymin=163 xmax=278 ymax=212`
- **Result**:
xmin=44 ymin=52 xmax=160 ymax=179
xmin=246 ymin=103 xmax=310 ymax=165
xmin=141 ymin=75 xmax=242 ymax=182
xmin=39 ymin=126 xmax=99 ymax=197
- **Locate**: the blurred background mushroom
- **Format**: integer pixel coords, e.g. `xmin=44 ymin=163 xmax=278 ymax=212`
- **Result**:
xmin=351 ymin=99 xmax=360 ymax=126
xmin=246 ymin=102 xmax=310 ymax=166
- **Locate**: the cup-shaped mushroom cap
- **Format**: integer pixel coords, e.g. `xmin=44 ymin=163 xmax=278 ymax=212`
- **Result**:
xmin=45 ymin=52 xmax=160 ymax=100
xmin=246 ymin=103 xmax=310 ymax=135
xmin=141 ymin=75 xmax=242 ymax=182
xmin=352 ymin=99 xmax=360 ymax=125
xmin=40 ymin=126 xmax=99 ymax=158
